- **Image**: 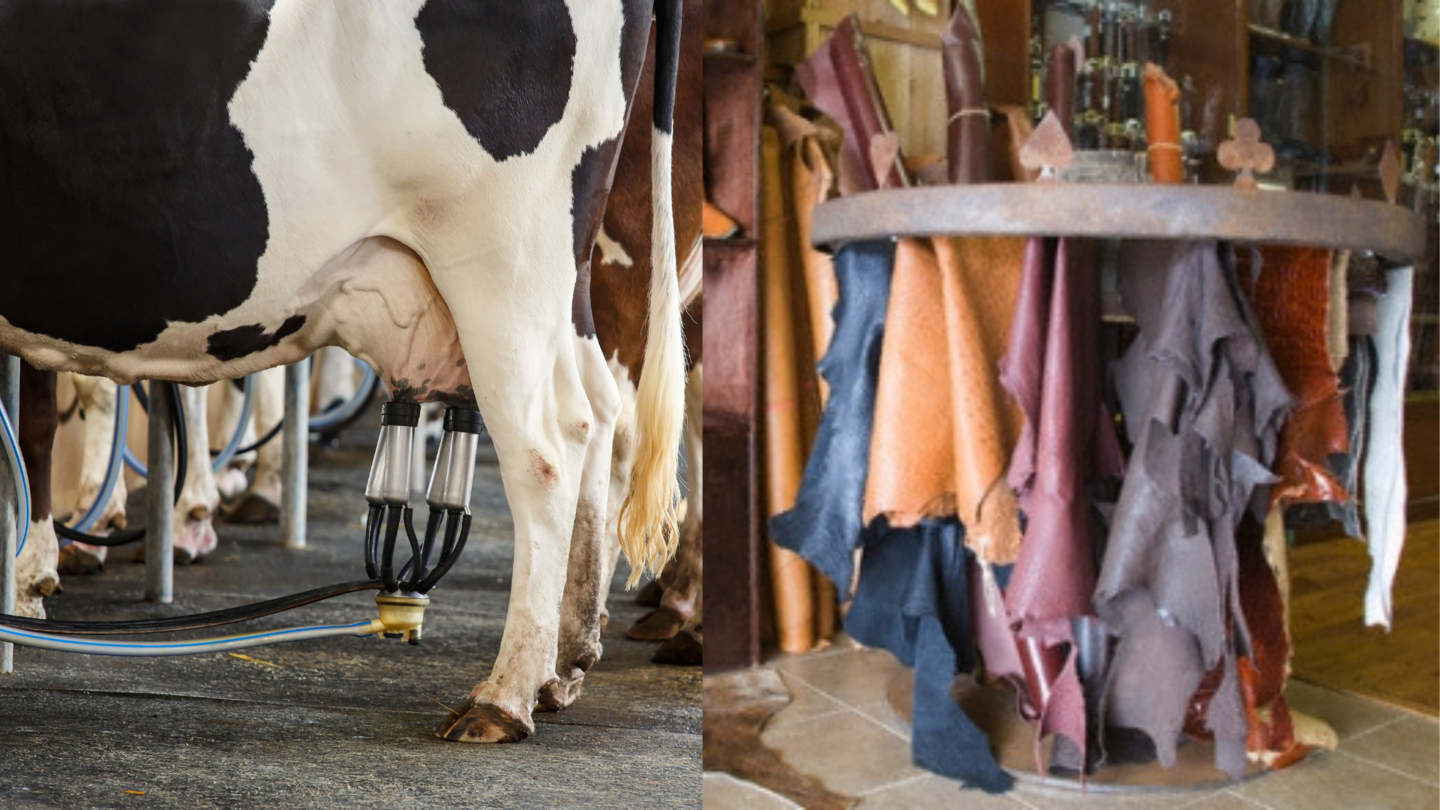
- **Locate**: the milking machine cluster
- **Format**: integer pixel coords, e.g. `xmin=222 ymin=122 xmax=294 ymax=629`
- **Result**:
xmin=0 ymin=357 xmax=480 ymax=660
xmin=362 ymin=401 xmax=484 ymax=645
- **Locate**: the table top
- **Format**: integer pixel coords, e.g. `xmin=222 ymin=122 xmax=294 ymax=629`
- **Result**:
xmin=811 ymin=184 xmax=1430 ymax=265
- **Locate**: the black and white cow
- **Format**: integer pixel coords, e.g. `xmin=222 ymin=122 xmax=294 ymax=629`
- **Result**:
xmin=0 ymin=0 xmax=685 ymax=745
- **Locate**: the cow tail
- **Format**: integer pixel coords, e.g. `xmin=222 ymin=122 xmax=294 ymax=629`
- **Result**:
xmin=617 ymin=0 xmax=684 ymax=588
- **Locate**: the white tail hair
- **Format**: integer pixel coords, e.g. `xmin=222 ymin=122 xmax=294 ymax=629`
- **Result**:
xmin=616 ymin=123 xmax=685 ymax=588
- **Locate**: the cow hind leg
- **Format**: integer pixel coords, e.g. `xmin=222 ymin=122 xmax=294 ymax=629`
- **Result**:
xmin=626 ymin=362 xmax=702 ymax=644
xmin=543 ymin=336 xmax=622 ymax=712
xmin=58 ymin=375 xmax=130 ymax=575
xmin=434 ymin=308 xmax=593 ymax=744
xmin=653 ymin=361 xmax=703 ymax=665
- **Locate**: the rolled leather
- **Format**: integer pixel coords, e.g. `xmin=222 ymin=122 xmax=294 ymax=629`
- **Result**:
xmin=771 ymin=103 xmax=842 ymax=406
xmin=775 ymin=102 xmax=845 ymax=645
xmin=942 ymin=2 xmax=989 ymax=185
xmin=762 ymin=125 xmax=818 ymax=654
xmin=1142 ymin=62 xmax=1184 ymax=184
xmin=796 ymin=14 xmax=906 ymax=195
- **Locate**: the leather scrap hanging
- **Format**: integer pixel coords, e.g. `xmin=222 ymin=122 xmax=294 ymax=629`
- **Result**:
xmin=1235 ymin=246 xmax=1350 ymax=508
xmin=795 ymin=13 xmax=906 ymax=194
xmin=998 ymin=235 xmax=1125 ymax=772
xmin=1097 ymin=240 xmax=1291 ymax=779
xmin=770 ymin=240 xmax=894 ymax=596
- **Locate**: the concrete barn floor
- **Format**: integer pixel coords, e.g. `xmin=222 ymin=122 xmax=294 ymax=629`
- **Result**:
xmin=0 ymin=409 xmax=701 ymax=809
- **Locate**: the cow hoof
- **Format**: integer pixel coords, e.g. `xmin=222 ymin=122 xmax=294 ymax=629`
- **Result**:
xmin=214 ymin=467 xmax=250 ymax=502
xmin=223 ymin=490 xmax=281 ymax=525
xmin=435 ymin=696 xmax=532 ymax=743
xmin=57 ymin=543 xmax=106 ymax=576
xmin=34 ymin=572 xmax=60 ymax=598
xmin=534 ymin=679 xmax=568 ymax=714
xmin=652 ymin=627 xmax=703 ymax=666
xmin=626 ymin=606 xmax=682 ymax=642
xmin=635 ymin=580 xmax=664 ymax=607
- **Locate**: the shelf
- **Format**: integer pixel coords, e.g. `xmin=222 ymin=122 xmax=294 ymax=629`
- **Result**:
xmin=1248 ymin=24 xmax=1374 ymax=70
xmin=811 ymin=184 xmax=1429 ymax=264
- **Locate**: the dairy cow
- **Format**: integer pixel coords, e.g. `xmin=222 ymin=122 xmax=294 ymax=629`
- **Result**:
xmin=0 ymin=0 xmax=684 ymax=745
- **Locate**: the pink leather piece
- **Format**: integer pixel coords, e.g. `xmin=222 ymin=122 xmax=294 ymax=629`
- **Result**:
xmin=998 ymin=236 xmax=1123 ymax=770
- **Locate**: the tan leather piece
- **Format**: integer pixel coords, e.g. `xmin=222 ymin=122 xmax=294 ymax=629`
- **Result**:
xmin=865 ymin=239 xmax=958 ymax=527
xmin=863 ymin=235 xmax=1025 ymax=564
xmin=936 ymin=236 xmax=1027 ymax=563
xmin=762 ymin=126 xmax=817 ymax=653
xmin=1327 ymin=250 xmax=1350 ymax=373
xmin=993 ymin=105 xmax=1037 ymax=184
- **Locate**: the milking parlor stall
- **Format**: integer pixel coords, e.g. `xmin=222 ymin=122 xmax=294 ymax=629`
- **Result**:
xmin=0 ymin=2 xmax=703 ymax=807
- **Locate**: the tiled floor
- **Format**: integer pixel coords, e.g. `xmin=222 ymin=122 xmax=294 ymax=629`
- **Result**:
xmin=705 ymin=639 xmax=1440 ymax=809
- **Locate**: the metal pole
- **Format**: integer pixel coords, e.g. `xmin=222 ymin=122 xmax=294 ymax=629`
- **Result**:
xmin=145 ymin=381 xmax=174 ymax=604
xmin=0 ymin=355 xmax=17 ymax=673
xmin=280 ymin=361 xmax=309 ymax=549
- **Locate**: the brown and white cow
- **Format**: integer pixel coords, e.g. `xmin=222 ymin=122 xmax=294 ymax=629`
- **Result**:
xmin=0 ymin=0 xmax=685 ymax=744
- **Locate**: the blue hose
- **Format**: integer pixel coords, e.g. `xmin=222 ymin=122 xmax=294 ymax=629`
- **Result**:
xmin=123 ymin=376 xmax=255 ymax=478
xmin=68 ymin=384 xmax=130 ymax=534
xmin=0 ymin=618 xmax=382 ymax=656
xmin=0 ymin=393 xmax=30 ymax=558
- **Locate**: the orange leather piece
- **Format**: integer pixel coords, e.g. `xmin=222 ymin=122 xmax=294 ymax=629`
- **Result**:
xmin=864 ymin=235 xmax=1025 ymax=564
xmin=1237 ymin=246 xmax=1350 ymax=507
xmin=703 ymin=199 xmax=740 ymax=239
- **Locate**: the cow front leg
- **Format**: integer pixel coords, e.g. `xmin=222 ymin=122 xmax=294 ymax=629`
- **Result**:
xmin=172 ymin=385 xmax=220 ymax=562
xmin=544 ymin=336 xmax=622 ymax=712
xmin=13 ymin=363 xmax=60 ymax=617
xmin=435 ymin=328 xmax=593 ymax=744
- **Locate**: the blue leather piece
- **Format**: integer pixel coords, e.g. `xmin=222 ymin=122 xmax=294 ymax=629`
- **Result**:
xmin=847 ymin=520 xmax=1013 ymax=794
xmin=771 ymin=239 xmax=894 ymax=590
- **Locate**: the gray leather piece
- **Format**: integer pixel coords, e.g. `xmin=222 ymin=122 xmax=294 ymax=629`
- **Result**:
xmin=1096 ymin=240 xmax=1290 ymax=779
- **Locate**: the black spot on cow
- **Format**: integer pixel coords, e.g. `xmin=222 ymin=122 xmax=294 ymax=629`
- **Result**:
xmin=416 ymin=0 xmax=576 ymax=161
xmin=388 ymin=377 xmax=430 ymax=404
xmin=569 ymin=0 xmax=652 ymax=265
xmin=207 ymin=314 xmax=306 ymax=362
xmin=433 ymin=385 xmax=479 ymax=411
xmin=388 ymin=377 xmax=478 ymax=410
xmin=0 ymin=1 xmax=275 ymax=353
